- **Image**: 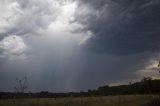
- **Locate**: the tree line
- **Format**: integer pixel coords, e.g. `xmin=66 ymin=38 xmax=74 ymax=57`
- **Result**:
xmin=0 ymin=77 xmax=160 ymax=99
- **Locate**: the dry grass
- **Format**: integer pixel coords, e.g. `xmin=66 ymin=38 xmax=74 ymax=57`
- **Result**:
xmin=0 ymin=95 xmax=157 ymax=106
xmin=140 ymin=96 xmax=160 ymax=106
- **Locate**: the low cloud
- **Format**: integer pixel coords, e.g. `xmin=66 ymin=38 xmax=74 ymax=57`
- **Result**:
xmin=0 ymin=35 xmax=29 ymax=60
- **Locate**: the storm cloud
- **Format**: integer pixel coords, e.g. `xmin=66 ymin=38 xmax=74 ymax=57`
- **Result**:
xmin=76 ymin=0 xmax=160 ymax=55
xmin=0 ymin=0 xmax=160 ymax=92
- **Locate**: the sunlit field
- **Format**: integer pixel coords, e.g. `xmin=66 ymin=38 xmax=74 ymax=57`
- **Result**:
xmin=0 ymin=95 xmax=158 ymax=106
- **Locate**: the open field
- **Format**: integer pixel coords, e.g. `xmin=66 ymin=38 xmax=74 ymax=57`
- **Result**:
xmin=0 ymin=95 xmax=158 ymax=106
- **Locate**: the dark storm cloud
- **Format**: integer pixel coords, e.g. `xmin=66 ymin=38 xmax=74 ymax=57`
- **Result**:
xmin=76 ymin=0 xmax=160 ymax=55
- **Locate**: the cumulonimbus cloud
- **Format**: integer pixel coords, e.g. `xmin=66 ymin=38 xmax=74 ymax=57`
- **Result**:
xmin=0 ymin=0 xmax=159 ymax=92
xmin=76 ymin=0 xmax=160 ymax=55
xmin=0 ymin=0 xmax=92 ymax=59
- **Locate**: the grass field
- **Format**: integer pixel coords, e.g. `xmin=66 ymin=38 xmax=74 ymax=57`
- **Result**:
xmin=0 ymin=95 xmax=158 ymax=106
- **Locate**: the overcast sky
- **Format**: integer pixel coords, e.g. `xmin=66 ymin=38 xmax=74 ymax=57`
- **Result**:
xmin=0 ymin=0 xmax=160 ymax=92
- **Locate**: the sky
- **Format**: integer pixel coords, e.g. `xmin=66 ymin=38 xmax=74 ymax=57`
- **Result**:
xmin=0 ymin=0 xmax=160 ymax=92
